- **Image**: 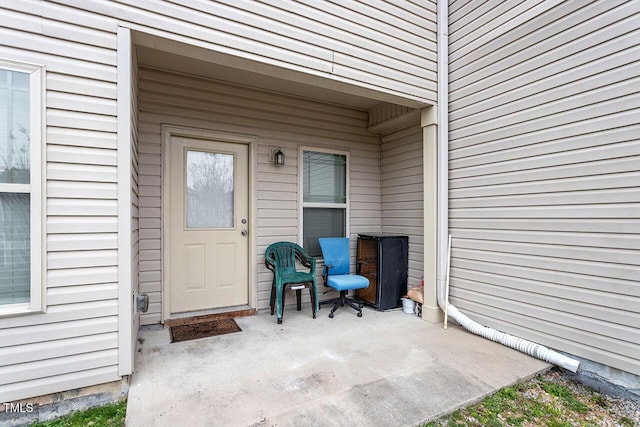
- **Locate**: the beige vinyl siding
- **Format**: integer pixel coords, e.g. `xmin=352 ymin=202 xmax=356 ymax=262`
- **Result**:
xmin=369 ymin=104 xmax=424 ymax=287
xmin=381 ymin=124 xmax=424 ymax=286
xmin=137 ymin=136 xmax=161 ymax=325
xmin=137 ymin=67 xmax=381 ymax=324
xmin=0 ymin=6 xmax=122 ymax=401
xmin=368 ymin=103 xmax=416 ymax=128
xmin=52 ymin=0 xmax=436 ymax=105
xmin=448 ymin=1 xmax=640 ymax=375
xmin=131 ymin=49 xmax=140 ymax=328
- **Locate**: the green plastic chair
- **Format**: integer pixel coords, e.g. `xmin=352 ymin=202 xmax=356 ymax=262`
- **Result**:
xmin=265 ymin=241 xmax=319 ymax=324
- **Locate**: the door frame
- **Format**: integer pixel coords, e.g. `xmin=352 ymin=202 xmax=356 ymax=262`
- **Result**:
xmin=161 ymin=125 xmax=257 ymax=322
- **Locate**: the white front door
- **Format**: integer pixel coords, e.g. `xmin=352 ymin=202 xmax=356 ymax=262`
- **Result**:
xmin=168 ymin=136 xmax=249 ymax=314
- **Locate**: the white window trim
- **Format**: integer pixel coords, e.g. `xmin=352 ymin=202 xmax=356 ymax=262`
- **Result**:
xmin=298 ymin=146 xmax=350 ymax=251
xmin=0 ymin=59 xmax=45 ymax=316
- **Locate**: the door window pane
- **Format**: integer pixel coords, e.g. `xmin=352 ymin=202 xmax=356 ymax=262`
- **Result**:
xmin=0 ymin=193 xmax=30 ymax=305
xmin=0 ymin=69 xmax=30 ymax=184
xmin=303 ymin=151 xmax=346 ymax=203
xmin=186 ymin=150 xmax=234 ymax=229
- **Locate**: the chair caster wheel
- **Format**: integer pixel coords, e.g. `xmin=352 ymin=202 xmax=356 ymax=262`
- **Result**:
xmin=357 ymin=312 xmax=363 ymax=317
xmin=329 ymin=313 xmax=334 ymax=319
xmin=359 ymin=303 xmax=364 ymax=308
xmin=277 ymin=319 xmax=282 ymax=324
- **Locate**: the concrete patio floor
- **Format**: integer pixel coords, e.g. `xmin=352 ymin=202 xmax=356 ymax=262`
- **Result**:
xmin=126 ymin=307 xmax=550 ymax=426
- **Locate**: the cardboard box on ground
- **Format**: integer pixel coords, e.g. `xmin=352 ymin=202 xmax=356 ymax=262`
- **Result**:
xmin=407 ymin=286 xmax=423 ymax=304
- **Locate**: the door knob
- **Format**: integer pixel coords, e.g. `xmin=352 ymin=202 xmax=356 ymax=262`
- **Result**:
xmin=241 ymin=229 xmax=248 ymax=236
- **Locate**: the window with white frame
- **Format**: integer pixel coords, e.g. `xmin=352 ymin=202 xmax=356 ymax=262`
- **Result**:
xmin=0 ymin=60 xmax=43 ymax=314
xmin=300 ymin=148 xmax=348 ymax=257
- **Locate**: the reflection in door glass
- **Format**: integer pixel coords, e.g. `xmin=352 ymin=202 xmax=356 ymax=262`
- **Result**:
xmin=186 ymin=150 xmax=234 ymax=228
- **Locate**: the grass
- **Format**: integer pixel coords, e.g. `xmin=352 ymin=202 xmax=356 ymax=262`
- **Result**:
xmin=424 ymin=369 xmax=637 ymax=427
xmin=29 ymin=399 xmax=126 ymax=427
xmin=540 ymin=381 xmax=590 ymax=414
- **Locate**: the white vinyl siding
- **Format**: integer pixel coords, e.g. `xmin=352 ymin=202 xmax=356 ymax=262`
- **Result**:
xmin=137 ymin=67 xmax=382 ymax=323
xmin=1 ymin=0 xmax=436 ymax=402
xmin=47 ymin=0 xmax=436 ymax=106
xmin=0 ymin=5 xmax=121 ymax=402
xmin=116 ymin=31 xmax=134 ymax=378
xmin=448 ymin=1 xmax=640 ymax=376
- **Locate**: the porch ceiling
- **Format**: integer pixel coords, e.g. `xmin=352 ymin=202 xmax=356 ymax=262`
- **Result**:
xmin=137 ymin=46 xmax=394 ymax=110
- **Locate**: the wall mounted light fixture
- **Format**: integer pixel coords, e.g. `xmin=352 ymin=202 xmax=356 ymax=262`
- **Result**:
xmin=273 ymin=147 xmax=285 ymax=166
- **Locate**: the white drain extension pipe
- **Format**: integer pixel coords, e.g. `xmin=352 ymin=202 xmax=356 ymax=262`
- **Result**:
xmin=439 ymin=235 xmax=580 ymax=372
xmin=446 ymin=304 xmax=580 ymax=372
xmin=436 ymin=0 xmax=579 ymax=373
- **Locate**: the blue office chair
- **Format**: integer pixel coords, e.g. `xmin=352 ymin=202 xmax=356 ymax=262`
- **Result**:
xmin=318 ymin=237 xmax=369 ymax=318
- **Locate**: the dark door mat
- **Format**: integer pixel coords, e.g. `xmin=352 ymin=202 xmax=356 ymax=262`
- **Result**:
xmin=165 ymin=308 xmax=256 ymax=328
xmin=170 ymin=318 xmax=242 ymax=343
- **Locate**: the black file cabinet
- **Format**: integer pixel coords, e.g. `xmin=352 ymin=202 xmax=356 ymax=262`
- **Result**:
xmin=356 ymin=234 xmax=408 ymax=310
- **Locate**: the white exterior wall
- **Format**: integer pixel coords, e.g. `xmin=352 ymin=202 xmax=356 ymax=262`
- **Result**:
xmin=0 ymin=0 xmax=435 ymax=402
xmin=55 ymin=0 xmax=437 ymax=106
xmin=137 ymin=67 xmax=382 ymax=324
xmin=0 ymin=4 xmax=121 ymax=401
xmin=448 ymin=1 xmax=640 ymax=375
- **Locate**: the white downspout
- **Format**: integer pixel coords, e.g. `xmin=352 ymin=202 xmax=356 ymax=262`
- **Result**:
xmin=435 ymin=0 xmax=579 ymax=373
